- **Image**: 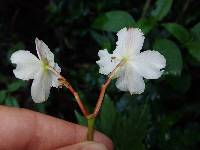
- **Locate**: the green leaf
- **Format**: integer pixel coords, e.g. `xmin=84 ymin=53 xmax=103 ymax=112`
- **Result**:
xmin=11 ymin=42 xmax=25 ymax=50
xmin=185 ymin=41 xmax=200 ymax=62
xmin=92 ymin=10 xmax=135 ymax=32
xmin=47 ymin=2 xmax=59 ymax=14
xmin=4 ymin=96 xmax=20 ymax=107
xmin=0 ymin=90 xmax=7 ymax=103
xmin=34 ymin=103 xmax=47 ymax=113
xmin=95 ymin=94 xmax=149 ymax=150
xmin=163 ymin=23 xmax=190 ymax=43
xmin=153 ymin=39 xmax=183 ymax=76
xmin=166 ymin=73 xmax=191 ymax=93
xmin=115 ymin=97 xmax=150 ymax=150
xmin=98 ymin=94 xmax=117 ymax=137
xmin=151 ymin=0 xmax=173 ymax=21
xmin=191 ymin=22 xmax=200 ymax=41
xmin=75 ymin=110 xmax=87 ymax=126
xmin=136 ymin=17 xmax=157 ymax=34
xmin=90 ymin=31 xmax=111 ymax=50
xmin=7 ymin=80 xmax=26 ymax=92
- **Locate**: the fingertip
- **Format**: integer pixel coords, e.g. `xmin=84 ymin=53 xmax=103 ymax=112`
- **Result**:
xmin=56 ymin=142 xmax=108 ymax=150
xmin=93 ymin=131 xmax=113 ymax=150
xmin=0 ymin=106 xmax=114 ymax=150
xmin=82 ymin=142 xmax=107 ymax=150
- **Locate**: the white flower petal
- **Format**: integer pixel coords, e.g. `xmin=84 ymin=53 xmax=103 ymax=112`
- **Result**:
xmin=96 ymin=49 xmax=117 ymax=75
xmin=115 ymin=68 xmax=128 ymax=92
xmin=113 ymin=28 xmax=145 ymax=56
xmin=51 ymin=63 xmax=61 ymax=87
xmin=133 ymin=50 xmax=166 ymax=79
xmin=35 ymin=38 xmax=55 ymax=67
xmin=31 ymin=70 xmax=52 ymax=103
xmin=10 ymin=50 xmax=41 ymax=80
xmin=116 ymin=64 xmax=145 ymax=94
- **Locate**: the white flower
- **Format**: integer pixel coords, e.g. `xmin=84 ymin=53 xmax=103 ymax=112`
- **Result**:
xmin=96 ymin=28 xmax=166 ymax=94
xmin=10 ymin=38 xmax=61 ymax=103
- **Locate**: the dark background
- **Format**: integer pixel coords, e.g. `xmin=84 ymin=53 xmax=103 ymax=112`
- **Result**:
xmin=0 ymin=0 xmax=200 ymax=149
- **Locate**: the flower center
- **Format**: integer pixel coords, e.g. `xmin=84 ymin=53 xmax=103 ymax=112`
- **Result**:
xmin=122 ymin=56 xmax=129 ymax=63
xmin=41 ymin=59 xmax=49 ymax=72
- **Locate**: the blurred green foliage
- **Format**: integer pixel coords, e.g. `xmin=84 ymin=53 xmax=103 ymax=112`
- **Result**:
xmin=0 ymin=0 xmax=200 ymax=149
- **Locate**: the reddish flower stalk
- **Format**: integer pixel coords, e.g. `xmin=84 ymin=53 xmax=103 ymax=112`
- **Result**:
xmin=93 ymin=60 xmax=124 ymax=117
xmin=49 ymin=60 xmax=124 ymax=119
xmin=49 ymin=61 xmax=124 ymax=141
xmin=49 ymin=67 xmax=89 ymax=118
xmin=63 ymin=82 xmax=89 ymax=117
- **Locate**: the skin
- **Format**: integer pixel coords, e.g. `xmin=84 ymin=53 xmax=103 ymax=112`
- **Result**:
xmin=0 ymin=106 xmax=113 ymax=150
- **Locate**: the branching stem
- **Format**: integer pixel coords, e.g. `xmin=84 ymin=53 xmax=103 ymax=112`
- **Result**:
xmin=93 ymin=60 xmax=125 ymax=117
xmin=48 ymin=60 xmax=125 ymax=141
xmin=48 ymin=66 xmax=89 ymax=117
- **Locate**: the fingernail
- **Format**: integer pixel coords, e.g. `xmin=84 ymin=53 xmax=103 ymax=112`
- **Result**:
xmin=82 ymin=142 xmax=107 ymax=150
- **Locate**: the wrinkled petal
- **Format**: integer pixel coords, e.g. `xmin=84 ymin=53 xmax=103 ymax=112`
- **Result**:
xmin=116 ymin=64 xmax=145 ymax=94
xmin=133 ymin=50 xmax=166 ymax=79
xmin=50 ymin=63 xmax=61 ymax=87
xmin=35 ymin=38 xmax=55 ymax=67
xmin=31 ymin=69 xmax=52 ymax=103
xmin=113 ymin=28 xmax=145 ymax=57
xmin=10 ymin=50 xmax=41 ymax=80
xmin=96 ymin=49 xmax=117 ymax=75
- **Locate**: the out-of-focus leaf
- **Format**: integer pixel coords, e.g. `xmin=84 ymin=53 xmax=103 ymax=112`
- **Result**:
xmin=90 ymin=31 xmax=111 ymax=50
xmin=4 ymin=96 xmax=19 ymax=107
xmin=7 ymin=80 xmax=26 ymax=92
xmin=116 ymin=94 xmax=132 ymax=112
xmin=185 ymin=41 xmax=200 ymax=62
xmin=34 ymin=103 xmax=46 ymax=113
xmin=115 ymin=98 xmax=150 ymax=150
xmin=11 ymin=42 xmax=25 ymax=50
xmin=96 ymin=94 xmax=149 ymax=150
xmin=136 ymin=17 xmax=157 ymax=34
xmin=157 ymin=123 xmax=200 ymax=150
xmin=0 ymin=90 xmax=7 ymax=103
xmin=166 ymin=73 xmax=191 ymax=93
xmin=75 ymin=110 xmax=87 ymax=126
xmin=92 ymin=10 xmax=135 ymax=32
xmin=191 ymin=22 xmax=200 ymax=41
xmin=163 ymin=23 xmax=190 ymax=43
xmin=47 ymin=2 xmax=59 ymax=14
xmin=98 ymin=94 xmax=117 ymax=137
xmin=151 ymin=0 xmax=173 ymax=21
xmin=153 ymin=39 xmax=183 ymax=76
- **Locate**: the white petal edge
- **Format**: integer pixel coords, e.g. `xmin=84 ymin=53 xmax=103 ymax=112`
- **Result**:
xmin=113 ymin=28 xmax=145 ymax=57
xmin=115 ymin=64 xmax=145 ymax=94
xmin=35 ymin=38 xmax=55 ymax=67
xmin=96 ymin=49 xmax=117 ymax=75
xmin=50 ymin=63 xmax=61 ymax=87
xmin=31 ymin=69 xmax=52 ymax=103
xmin=133 ymin=50 xmax=166 ymax=79
xmin=10 ymin=50 xmax=41 ymax=80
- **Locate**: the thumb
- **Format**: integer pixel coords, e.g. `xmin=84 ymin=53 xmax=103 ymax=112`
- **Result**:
xmin=56 ymin=141 xmax=108 ymax=150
